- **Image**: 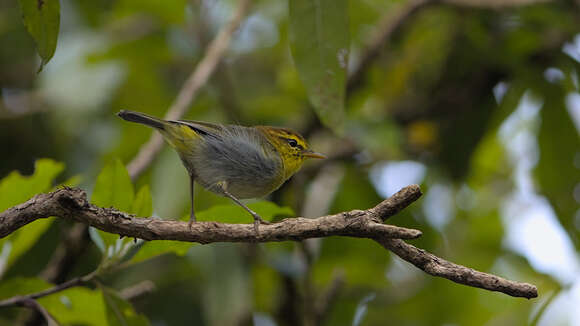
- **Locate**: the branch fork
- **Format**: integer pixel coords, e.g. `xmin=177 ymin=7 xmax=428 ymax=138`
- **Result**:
xmin=0 ymin=184 xmax=538 ymax=300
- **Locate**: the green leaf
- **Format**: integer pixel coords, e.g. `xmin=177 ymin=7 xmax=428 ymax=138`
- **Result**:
xmin=0 ymin=159 xmax=64 ymax=212
xmin=0 ymin=277 xmax=107 ymax=326
xmin=40 ymin=287 xmax=108 ymax=326
xmin=101 ymin=285 xmax=150 ymax=326
xmin=17 ymin=0 xmax=60 ymax=71
xmin=535 ymin=97 xmax=580 ymax=248
xmin=91 ymin=159 xmax=134 ymax=253
xmin=0 ymin=277 xmax=51 ymax=300
xmin=132 ymin=185 xmax=153 ymax=217
xmin=92 ymin=159 xmax=134 ymax=212
xmin=0 ymin=159 xmax=64 ymax=272
xmin=60 ymin=174 xmax=82 ymax=188
xmin=289 ymin=0 xmax=349 ymax=132
xmin=128 ymin=240 xmax=191 ymax=265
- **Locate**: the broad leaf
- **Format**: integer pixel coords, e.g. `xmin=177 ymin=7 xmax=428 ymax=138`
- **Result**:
xmin=0 ymin=159 xmax=64 ymax=212
xmin=289 ymin=0 xmax=349 ymax=132
xmin=92 ymin=159 xmax=134 ymax=212
xmin=0 ymin=159 xmax=64 ymax=271
xmin=101 ymin=285 xmax=150 ymax=326
xmin=129 ymin=240 xmax=191 ymax=265
xmin=132 ymin=185 xmax=153 ymax=217
xmin=91 ymin=159 xmax=134 ymax=255
xmin=40 ymin=287 xmax=108 ymax=326
xmin=0 ymin=277 xmax=108 ymax=326
xmin=17 ymin=0 xmax=60 ymax=71
xmin=0 ymin=277 xmax=51 ymax=300
xmin=535 ymin=97 xmax=580 ymax=248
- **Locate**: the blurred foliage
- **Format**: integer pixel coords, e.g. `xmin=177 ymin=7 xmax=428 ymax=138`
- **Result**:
xmin=1 ymin=0 xmax=580 ymax=325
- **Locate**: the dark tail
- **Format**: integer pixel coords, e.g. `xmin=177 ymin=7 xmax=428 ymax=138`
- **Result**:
xmin=117 ymin=110 xmax=166 ymax=130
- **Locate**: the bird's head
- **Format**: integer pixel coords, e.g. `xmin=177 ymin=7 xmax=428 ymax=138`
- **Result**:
xmin=258 ymin=126 xmax=325 ymax=180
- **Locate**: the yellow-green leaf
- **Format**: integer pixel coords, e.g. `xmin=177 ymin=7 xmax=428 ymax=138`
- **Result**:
xmin=289 ymin=0 xmax=349 ymax=132
xmin=91 ymin=159 xmax=134 ymax=253
xmin=91 ymin=159 xmax=134 ymax=212
xmin=0 ymin=159 xmax=64 ymax=271
xmin=129 ymin=240 xmax=192 ymax=265
xmin=101 ymin=285 xmax=151 ymax=326
xmin=17 ymin=0 xmax=60 ymax=71
xmin=535 ymin=98 xmax=580 ymax=248
xmin=0 ymin=159 xmax=64 ymax=212
xmin=132 ymin=185 xmax=153 ymax=217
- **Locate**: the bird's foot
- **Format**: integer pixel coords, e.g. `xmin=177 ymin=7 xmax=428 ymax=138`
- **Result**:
xmin=252 ymin=213 xmax=270 ymax=237
xmin=188 ymin=213 xmax=196 ymax=230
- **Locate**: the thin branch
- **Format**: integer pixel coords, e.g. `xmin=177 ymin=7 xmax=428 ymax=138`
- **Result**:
xmin=377 ymin=238 xmax=538 ymax=299
xmin=119 ymin=280 xmax=156 ymax=301
xmin=18 ymin=299 xmax=59 ymax=326
xmin=0 ymin=185 xmax=538 ymax=299
xmin=39 ymin=223 xmax=90 ymax=283
xmin=127 ymin=0 xmax=252 ymax=180
xmin=0 ymin=271 xmax=97 ymax=308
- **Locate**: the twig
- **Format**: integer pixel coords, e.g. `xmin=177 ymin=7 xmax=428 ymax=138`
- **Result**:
xmin=0 ymin=185 xmax=538 ymax=299
xmin=39 ymin=223 xmax=90 ymax=283
xmin=18 ymin=299 xmax=60 ymax=326
xmin=377 ymin=238 xmax=538 ymax=299
xmin=119 ymin=280 xmax=156 ymax=301
xmin=127 ymin=0 xmax=252 ymax=180
xmin=0 ymin=271 xmax=97 ymax=308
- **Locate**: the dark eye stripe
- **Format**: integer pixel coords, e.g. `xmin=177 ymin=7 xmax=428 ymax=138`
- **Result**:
xmin=278 ymin=136 xmax=305 ymax=150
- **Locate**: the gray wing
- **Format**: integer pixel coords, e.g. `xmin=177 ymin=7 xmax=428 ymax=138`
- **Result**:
xmin=190 ymin=126 xmax=283 ymax=198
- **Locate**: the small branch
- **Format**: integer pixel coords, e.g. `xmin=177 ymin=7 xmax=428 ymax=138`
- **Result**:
xmin=18 ymin=299 xmax=59 ymax=326
xmin=39 ymin=223 xmax=90 ymax=283
xmin=0 ymin=271 xmax=97 ymax=308
xmin=377 ymin=238 xmax=538 ymax=299
xmin=127 ymin=0 xmax=252 ymax=180
xmin=119 ymin=280 xmax=156 ymax=301
xmin=0 ymin=185 xmax=539 ymax=300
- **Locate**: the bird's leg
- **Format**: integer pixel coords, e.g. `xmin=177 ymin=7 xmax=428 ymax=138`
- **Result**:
xmin=188 ymin=175 xmax=196 ymax=229
xmin=216 ymin=181 xmax=270 ymax=234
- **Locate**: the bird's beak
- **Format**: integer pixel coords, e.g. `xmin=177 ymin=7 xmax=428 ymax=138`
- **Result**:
xmin=302 ymin=150 xmax=326 ymax=159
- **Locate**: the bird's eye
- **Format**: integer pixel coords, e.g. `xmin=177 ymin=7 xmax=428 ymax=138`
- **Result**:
xmin=287 ymin=139 xmax=298 ymax=147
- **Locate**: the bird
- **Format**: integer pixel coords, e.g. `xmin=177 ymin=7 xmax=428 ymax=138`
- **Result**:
xmin=117 ymin=110 xmax=325 ymax=233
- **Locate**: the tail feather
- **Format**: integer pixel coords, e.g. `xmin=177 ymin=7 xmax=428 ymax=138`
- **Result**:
xmin=117 ymin=110 xmax=166 ymax=130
